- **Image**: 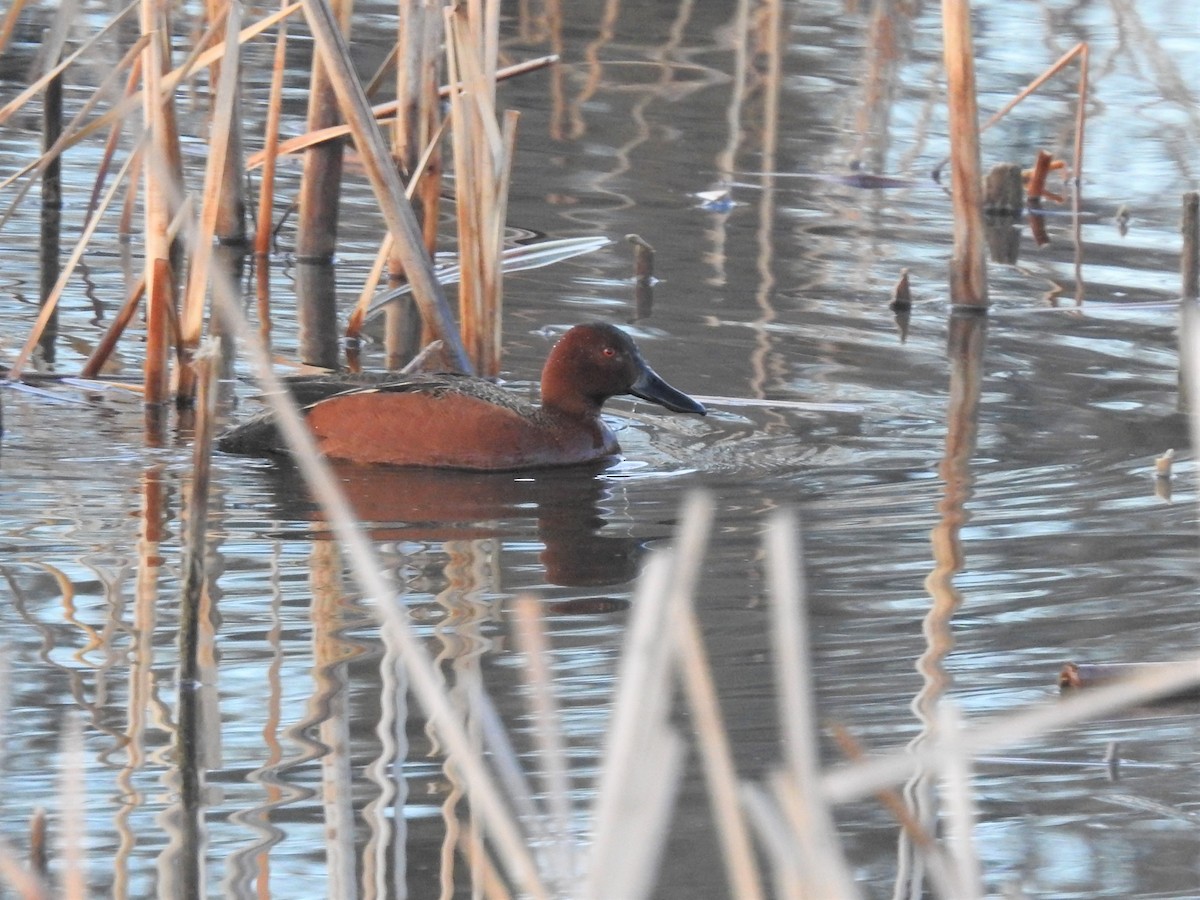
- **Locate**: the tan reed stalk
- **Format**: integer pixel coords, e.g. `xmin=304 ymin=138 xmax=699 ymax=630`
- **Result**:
xmin=764 ymin=509 xmax=860 ymax=897
xmin=666 ymin=493 xmax=764 ymax=900
xmin=941 ymin=0 xmax=987 ymax=307
xmin=254 ymin=0 xmax=291 ymax=257
xmin=511 ymin=597 xmax=575 ymax=888
xmin=140 ymin=0 xmax=184 ymax=409
xmin=244 ymin=55 xmax=556 ymax=168
xmin=176 ymin=2 xmax=243 ymax=405
xmin=584 ymin=551 xmax=686 ymax=900
xmin=300 ymin=0 xmax=471 ymax=371
xmin=28 ymin=808 xmax=46 ymax=881
xmin=7 ymin=140 xmax=144 ymax=379
xmin=978 ymin=43 xmax=1086 ymax=137
xmin=445 ymin=5 xmax=514 ymax=374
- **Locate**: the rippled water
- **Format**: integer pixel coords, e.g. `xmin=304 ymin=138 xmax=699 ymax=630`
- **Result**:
xmin=2 ymin=0 xmax=1199 ymax=896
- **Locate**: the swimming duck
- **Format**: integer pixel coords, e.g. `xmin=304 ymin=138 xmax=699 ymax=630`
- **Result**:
xmin=218 ymin=322 xmax=706 ymax=470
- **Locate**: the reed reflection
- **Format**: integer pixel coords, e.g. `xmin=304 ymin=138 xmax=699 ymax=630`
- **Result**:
xmin=897 ymin=308 xmax=986 ymax=899
xmin=259 ymin=460 xmax=646 ymax=588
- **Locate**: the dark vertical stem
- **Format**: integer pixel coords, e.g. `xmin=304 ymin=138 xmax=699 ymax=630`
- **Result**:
xmin=296 ymin=0 xmax=353 ymax=262
xmin=179 ymin=352 xmax=216 ymax=688
xmin=40 ymin=63 xmax=63 ymax=364
xmin=1182 ymin=191 xmax=1198 ymax=301
xmin=295 ymin=261 xmax=341 ymax=368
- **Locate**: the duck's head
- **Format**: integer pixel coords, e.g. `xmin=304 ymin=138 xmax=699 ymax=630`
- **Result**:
xmin=540 ymin=322 xmax=707 ymax=419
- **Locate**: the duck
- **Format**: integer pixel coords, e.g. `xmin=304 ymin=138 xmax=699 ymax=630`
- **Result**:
xmin=217 ymin=322 xmax=706 ymax=470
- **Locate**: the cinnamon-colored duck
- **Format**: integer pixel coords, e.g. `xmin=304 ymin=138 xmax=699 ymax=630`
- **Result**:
xmin=218 ymin=322 xmax=706 ymax=470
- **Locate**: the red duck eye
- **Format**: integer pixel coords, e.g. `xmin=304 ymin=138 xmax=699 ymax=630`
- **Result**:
xmin=601 ymin=346 xmax=616 ymax=357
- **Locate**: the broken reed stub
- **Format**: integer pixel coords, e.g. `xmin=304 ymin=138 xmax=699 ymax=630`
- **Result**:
xmin=626 ymin=233 xmax=655 ymax=281
xmin=983 ymin=162 xmax=1024 ymax=218
xmin=888 ymin=268 xmax=912 ymax=311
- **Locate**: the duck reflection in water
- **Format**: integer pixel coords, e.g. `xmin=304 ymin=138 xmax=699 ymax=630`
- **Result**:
xmin=260 ymin=460 xmax=647 ymax=588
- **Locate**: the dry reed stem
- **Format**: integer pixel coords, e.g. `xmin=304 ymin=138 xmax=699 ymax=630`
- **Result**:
xmin=665 ymin=493 xmax=764 ymax=900
xmin=245 ymin=55 xmax=556 ymax=168
xmin=941 ymin=0 xmax=987 ymax=306
xmin=176 ymin=3 xmax=243 ymax=404
xmin=254 ymin=0 xmax=291 ymax=257
xmin=6 ymin=139 xmax=144 ymax=379
xmin=741 ymin=783 xmax=803 ymax=899
xmin=1181 ymin=305 xmax=1200 ymax=519
xmin=445 ymin=6 xmax=512 ymax=374
xmin=585 ymin=551 xmax=686 ymax=900
xmin=764 ymin=509 xmax=859 ymax=897
xmin=0 ymin=0 xmax=139 ymax=128
xmin=300 ymin=0 xmax=471 ymax=371
xmin=978 ymin=43 xmax=1086 ymax=137
xmin=512 ymin=597 xmax=575 ymax=887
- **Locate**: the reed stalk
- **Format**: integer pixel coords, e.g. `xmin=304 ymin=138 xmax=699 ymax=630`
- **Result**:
xmin=206 ymin=2 xmax=247 ymax=245
xmin=765 ymin=510 xmax=859 ymax=897
xmin=140 ymin=0 xmax=185 ymax=410
xmin=941 ymin=0 xmax=986 ymax=307
xmin=445 ymin=4 xmax=515 ymax=374
xmin=666 ymin=494 xmax=764 ymax=900
xmin=176 ymin=2 xmax=243 ymax=404
xmin=584 ymin=552 xmax=686 ymax=900
xmin=300 ymin=0 xmax=471 ymax=371
xmin=253 ymin=0 xmax=291 ymax=258
xmin=38 ymin=63 xmax=62 ymax=365
xmin=1182 ymin=192 xmax=1198 ymax=300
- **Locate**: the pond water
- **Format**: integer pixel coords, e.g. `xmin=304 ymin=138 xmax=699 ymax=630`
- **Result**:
xmin=1 ymin=0 xmax=1199 ymax=897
